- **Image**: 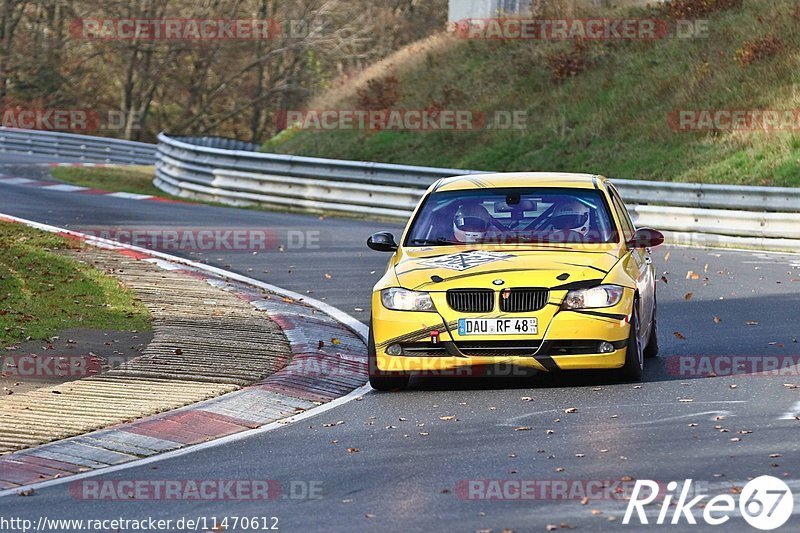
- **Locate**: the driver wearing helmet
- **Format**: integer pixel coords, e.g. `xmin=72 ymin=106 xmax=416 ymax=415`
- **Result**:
xmin=547 ymin=199 xmax=591 ymax=235
xmin=453 ymin=202 xmax=492 ymax=244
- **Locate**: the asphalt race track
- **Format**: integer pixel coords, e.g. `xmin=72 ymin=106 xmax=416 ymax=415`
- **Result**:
xmin=1 ymin=159 xmax=799 ymax=532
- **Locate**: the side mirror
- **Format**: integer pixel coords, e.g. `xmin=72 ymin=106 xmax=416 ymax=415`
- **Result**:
xmin=628 ymin=228 xmax=665 ymax=249
xmin=367 ymin=232 xmax=398 ymax=252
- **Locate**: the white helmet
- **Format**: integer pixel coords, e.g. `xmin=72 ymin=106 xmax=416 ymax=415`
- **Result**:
xmin=453 ymin=203 xmax=491 ymax=244
xmin=550 ymin=199 xmax=591 ymax=235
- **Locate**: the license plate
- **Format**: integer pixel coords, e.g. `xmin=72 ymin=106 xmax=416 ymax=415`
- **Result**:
xmin=458 ymin=318 xmax=538 ymax=336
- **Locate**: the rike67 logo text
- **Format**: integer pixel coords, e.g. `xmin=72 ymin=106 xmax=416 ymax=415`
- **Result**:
xmin=624 ymin=477 xmax=793 ymax=530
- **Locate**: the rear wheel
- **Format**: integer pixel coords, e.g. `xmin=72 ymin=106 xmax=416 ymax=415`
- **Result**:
xmin=619 ymin=303 xmax=644 ymax=381
xmin=368 ymin=321 xmax=409 ymax=391
xmin=643 ymin=292 xmax=659 ymax=358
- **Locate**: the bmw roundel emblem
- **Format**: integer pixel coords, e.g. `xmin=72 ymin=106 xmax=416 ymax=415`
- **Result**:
xmin=492 ymin=279 xmax=505 ymax=286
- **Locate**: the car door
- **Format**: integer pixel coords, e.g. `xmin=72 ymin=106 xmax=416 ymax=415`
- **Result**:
xmin=608 ymin=186 xmax=655 ymax=337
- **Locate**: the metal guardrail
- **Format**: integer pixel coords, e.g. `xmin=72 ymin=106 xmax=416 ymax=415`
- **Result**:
xmin=3 ymin=128 xmax=795 ymax=251
xmin=155 ymin=132 xmax=485 ymax=187
xmin=614 ymin=179 xmax=800 ymax=213
xmin=155 ymin=133 xmax=800 ymax=252
xmin=0 ymin=127 xmax=156 ymax=164
xmin=168 ymin=135 xmax=261 ymax=152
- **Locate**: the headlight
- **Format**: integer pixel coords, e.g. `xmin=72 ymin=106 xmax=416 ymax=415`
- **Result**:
xmin=562 ymin=285 xmax=624 ymax=310
xmin=381 ymin=288 xmax=436 ymax=312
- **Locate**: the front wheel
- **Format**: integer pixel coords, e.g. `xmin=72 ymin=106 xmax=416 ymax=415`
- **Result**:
xmin=368 ymin=321 xmax=409 ymax=391
xmin=618 ymin=303 xmax=643 ymax=381
xmin=643 ymin=292 xmax=659 ymax=358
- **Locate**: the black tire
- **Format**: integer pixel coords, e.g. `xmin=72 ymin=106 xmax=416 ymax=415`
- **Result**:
xmin=643 ymin=292 xmax=659 ymax=358
xmin=367 ymin=320 xmax=409 ymax=391
xmin=619 ymin=302 xmax=644 ymax=381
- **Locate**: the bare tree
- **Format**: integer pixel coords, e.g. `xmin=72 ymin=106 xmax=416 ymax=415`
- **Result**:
xmin=0 ymin=0 xmax=447 ymax=141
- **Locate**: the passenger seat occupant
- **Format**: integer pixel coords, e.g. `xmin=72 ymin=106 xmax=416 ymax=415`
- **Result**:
xmin=546 ymin=199 xmax=591 ymax=235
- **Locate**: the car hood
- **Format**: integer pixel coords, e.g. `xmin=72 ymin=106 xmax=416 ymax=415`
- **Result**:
xmin=394 ymin=245 xmax=623 ymax=291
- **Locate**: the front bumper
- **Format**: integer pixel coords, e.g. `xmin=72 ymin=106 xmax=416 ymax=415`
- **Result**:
xmin=371 ymin=289 xmax=633 ymax=373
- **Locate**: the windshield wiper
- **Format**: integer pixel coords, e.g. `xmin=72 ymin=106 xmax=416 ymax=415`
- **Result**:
xmin=409 ymin=238 xmax=461 ymax=246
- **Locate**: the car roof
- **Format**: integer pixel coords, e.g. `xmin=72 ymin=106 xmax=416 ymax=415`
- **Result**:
xmin=433 ymin=172 xmax=608 ymax=192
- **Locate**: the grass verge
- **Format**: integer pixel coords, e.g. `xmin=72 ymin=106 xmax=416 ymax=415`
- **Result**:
xmin=267 ymin=0 xmax=800 ymax=188
xmin=0 ymin=221 xmax=152 ymax=344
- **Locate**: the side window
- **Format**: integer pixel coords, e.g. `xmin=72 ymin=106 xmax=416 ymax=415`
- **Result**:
xmin=608 ymin=188 xmax=634 ymax=241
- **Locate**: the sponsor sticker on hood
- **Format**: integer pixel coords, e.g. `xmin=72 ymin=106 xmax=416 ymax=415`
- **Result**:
xmin=419 ymin=251 xmax=516 ymax=271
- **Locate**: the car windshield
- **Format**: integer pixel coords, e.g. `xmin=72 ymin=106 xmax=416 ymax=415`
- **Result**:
xmin=405 ymin=188 xmax=617 ymax=246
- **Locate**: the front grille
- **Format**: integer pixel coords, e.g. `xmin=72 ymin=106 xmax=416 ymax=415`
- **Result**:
xmin=400 ymin=341 xmax=543 ymax=357
xmin=499 ymin=288 xmax=549 ymax=313
xmin=456 ymin=341 xmax=542 ymax=357
xmin=447 ymin=289 xmax=494 ymax=313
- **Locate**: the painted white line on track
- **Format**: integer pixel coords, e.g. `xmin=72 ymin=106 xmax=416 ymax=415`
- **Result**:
xmin=672 ymin=242 xmax=800 ymax=258
xmin=0 ymin=211 xmax=373 ymax=498
xmin=503 ymin=402 xmax=747 ymax=426
xmin=0 ymin=177 xmax=34 ymax=184
xmin=780 ymin=401 xmax=800 ymax=420
xmin=106 ymin=191 xmax=153 ymax=200
xmin=41 ymin=184 xmax=89 ymax=192
xmin=624 ymin=410 xmax=734 ymax=426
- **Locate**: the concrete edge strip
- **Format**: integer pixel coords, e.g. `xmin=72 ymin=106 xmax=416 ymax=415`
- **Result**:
xmin=0 ymin=212 xmax=372 ymax=498
xmin=47 ymin=163 xmax=122 ymax=168
xmin=0 ymin=171 xmax=191 ymax=204
xmin=0 ymin=386 xmax=368 ymax=498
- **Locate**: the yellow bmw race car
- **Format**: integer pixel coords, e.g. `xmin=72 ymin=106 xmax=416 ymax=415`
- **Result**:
xmin=366 ymin=172 xmax=664 ymax=390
